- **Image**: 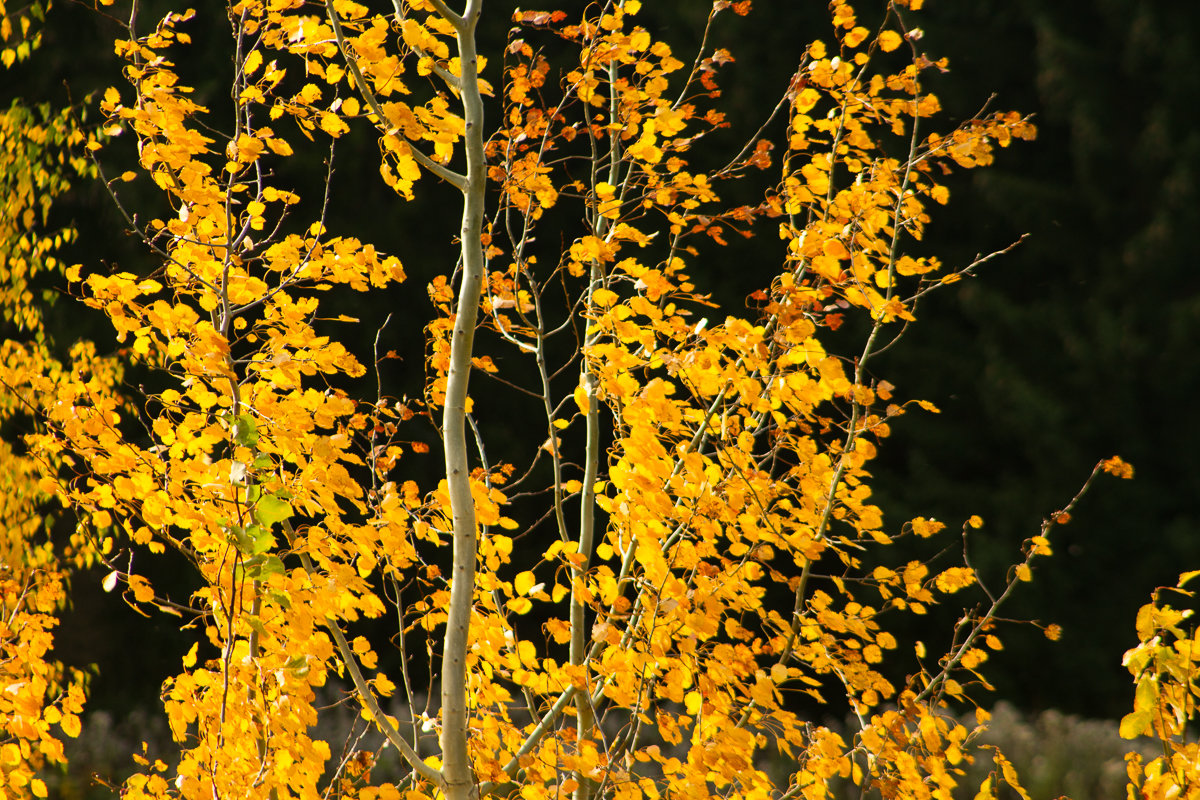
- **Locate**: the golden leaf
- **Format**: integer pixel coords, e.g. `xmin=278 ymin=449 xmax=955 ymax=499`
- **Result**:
xmin=878 ymin=30 xmax=903 ymax=52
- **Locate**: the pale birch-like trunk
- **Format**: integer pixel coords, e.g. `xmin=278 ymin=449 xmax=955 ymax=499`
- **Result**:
xmin=438 ymin=2 xmax=487 ymax=800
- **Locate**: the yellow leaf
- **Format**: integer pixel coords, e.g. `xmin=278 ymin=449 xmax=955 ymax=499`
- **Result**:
xmin=685 ymin=691 xmax=702 ymax=716
xmin=546 ymin=618 xmax=570 ymax=643
xmin=960 ymin=648 xmax=987 ymax=669
xmin=822 ymin=238 xmax=849 ymax=260
xmin=592 ymin=287 xmax=619 ymax=307
xmin=319 ymin=111 xmax=350 ymax=137
xmin=910 ymin=517 xmax=945 ymax=537
xmin=573 ymin=381 xmax=591 ymax=414
xmin=60 ymin=713 xmax=81 ymax=738
xmin=183 ymin=642 xmax=199 ymax=668
xmin=514 ymin=570 xmax=537 ymax=596
xmin=844 ymin=26 xmax=870 ymax=48
xmin=266 ymin=138 xmax=293 ymax=156
xmin=1119 ymin=710 xmax=1151 ymax=739
xmin=31 ymin=778 xmax=48 ymax=798
xmin=516 ymin=640 xmax=536 ymax=667
xmin=507 ymin=597 xmax=532 ymax=614
xmin=128 ymin=575 xmax=154 ymax=603
xmin=796 ymin=87 xmax=821 ymax=114
xmin=935 ymin=567 xmax=976 ymax=594
xmin=997 ymin=753 xmax=1031 ymax=800
xmin=244 ymin=49 xmax=262 ymax=76
xmin=878 ymin=30 xmax=903 ymax=52
xmin=298 ymin=83 xmax=321 ymax=104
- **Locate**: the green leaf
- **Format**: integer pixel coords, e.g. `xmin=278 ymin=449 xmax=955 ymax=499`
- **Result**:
xmin=246 ymin=524 xmax=274 ymax=555
xmin=230 ymin=524 xmax=274 ymax=556
xmin=229 ymin=525 xmax=253 ymax=554
xmin=232 ymin=414 xmax=259 ymax=447
xmin=266 ymin=588 xmax=292 ymax=611
xmin=255 ymin=496 xmax=292 ymax=527
xmin=255 ymin=495 xmax=293 ymax=526
xmin=244 ymin=554 xmax=285 ymax=580
xmin=244 ymin=615 xmax=268 ymax=639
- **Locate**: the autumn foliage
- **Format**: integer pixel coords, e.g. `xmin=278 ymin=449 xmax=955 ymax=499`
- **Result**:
xmin=0 ymin=1 xmax=1184 ymax=800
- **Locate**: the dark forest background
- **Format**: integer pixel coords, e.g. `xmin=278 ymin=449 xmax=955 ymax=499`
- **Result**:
xmin=4 ymin=0 xmax=1198 ymax=729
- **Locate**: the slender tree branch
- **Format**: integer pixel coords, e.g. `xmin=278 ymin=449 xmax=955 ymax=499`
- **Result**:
xmin=914 ymin=461 xmax=1108 ymax=705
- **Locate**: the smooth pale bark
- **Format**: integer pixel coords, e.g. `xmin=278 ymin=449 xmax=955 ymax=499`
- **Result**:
xmin=439 ymin=2 xmax=487 ymax=800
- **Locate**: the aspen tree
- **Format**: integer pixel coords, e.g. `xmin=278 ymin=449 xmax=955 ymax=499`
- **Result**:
xmin=0 ymin=3 xmax=1161 ymax=800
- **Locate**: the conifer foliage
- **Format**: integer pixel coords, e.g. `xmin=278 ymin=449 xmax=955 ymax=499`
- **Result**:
xmin=0 ymin=2 xmax=1177 ymax=800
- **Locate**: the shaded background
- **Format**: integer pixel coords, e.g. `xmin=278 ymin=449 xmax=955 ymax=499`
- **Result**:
xmin=4 ymin=0 xmax=1197 ymax=728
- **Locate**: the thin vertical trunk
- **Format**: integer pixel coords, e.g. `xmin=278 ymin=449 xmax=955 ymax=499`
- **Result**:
xmin=570 ymin=54 xmax=623 ymax=800
xmin=440 ymin=2 xmax=486 ymax=800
